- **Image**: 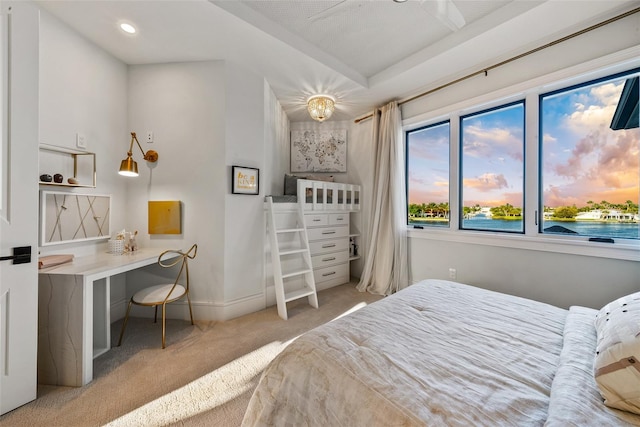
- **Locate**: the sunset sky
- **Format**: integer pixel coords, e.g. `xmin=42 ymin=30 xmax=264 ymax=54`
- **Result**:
xmin=541 ymin=76 xmax=639 ymax=208
xmin=461 ymin=102 xmax=524 ymax=208
xmin=408 ymin=72 xmax=639 ymax=210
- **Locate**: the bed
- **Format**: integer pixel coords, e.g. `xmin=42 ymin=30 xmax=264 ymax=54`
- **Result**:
xmin=270 ymin=174 xmax=361 ymax=212
xmin=243 ymin=279 xmax=640 ymax=426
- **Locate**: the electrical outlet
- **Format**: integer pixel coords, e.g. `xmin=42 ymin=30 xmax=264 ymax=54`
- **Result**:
xmin=448 ymin=268 xmax=457 ymax=279
xmin=146 ymin=131 xmax=153 ymax=143
xmin=76 ymin=133 xmax=87 ymax=149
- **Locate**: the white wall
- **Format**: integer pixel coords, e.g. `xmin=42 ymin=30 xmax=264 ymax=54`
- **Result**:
xmin=223 ymin=62 xmax=268 ymax=305
xmin=402 ymin=11 xmax=640 ymax=121
xmin=125 ymin=60 xmax=287 ymax=320
xmin=264 ymin=85 xmax=290 ymax=197
xmin=367 ymin=15 xmax=640 ymax=309
xmin=125 ymin=61 xmax=227 ymax=318
xmin=38 ymin=9 xmax=128 ymax=258
xmin=38 ymin=10 xmax=288 ymax=320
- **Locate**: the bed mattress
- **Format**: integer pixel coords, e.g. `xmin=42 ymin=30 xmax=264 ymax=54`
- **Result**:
xmin=243 ymin=279 xmax=640 ymax=426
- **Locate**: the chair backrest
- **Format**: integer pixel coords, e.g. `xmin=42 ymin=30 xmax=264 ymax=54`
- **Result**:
xmin=158 ymin=244 xmax=197 ymax=292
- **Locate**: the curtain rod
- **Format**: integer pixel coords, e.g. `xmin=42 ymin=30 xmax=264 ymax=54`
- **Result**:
xmin=354 ymin=6 xmax=640 ymax=124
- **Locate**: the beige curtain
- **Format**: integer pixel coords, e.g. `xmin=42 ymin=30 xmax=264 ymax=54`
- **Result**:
xmin=357 ymin=101 xmax=408 ymax=295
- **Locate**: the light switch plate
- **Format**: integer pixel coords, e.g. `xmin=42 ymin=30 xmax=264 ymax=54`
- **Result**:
xmin=76 ymin=133 xmax=87 ymax=149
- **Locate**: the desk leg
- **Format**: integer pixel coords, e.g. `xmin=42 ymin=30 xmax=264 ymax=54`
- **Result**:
xmin=93 ymin=276 xmax=110 ymax=358
xmin=82 ymin=276 xmax=93 ymax=386
xmin=38 ymin=274 xmax=85 ymax=386
xmin=38 ymin=274 xmax=109 ymax=387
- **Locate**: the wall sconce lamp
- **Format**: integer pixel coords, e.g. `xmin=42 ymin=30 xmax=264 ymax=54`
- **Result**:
xmin=118 ymin=132 xmax=159 ymax=177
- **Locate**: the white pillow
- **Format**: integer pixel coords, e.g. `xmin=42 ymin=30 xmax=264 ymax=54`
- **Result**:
xmin=594 ymin=291 xmax=640 ymax=415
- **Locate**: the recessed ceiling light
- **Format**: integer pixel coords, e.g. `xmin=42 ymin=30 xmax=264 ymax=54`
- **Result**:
xmin=119 ymin=22 xmax=136 ymax=34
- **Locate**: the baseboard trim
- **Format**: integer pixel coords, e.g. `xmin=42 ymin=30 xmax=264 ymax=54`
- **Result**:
xmin=111 ymin=292 xmax=268 ymax=323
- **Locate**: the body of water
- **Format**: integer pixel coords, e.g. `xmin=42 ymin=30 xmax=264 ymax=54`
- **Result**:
xmin=411 ymin=217 xmax=639 ymax=240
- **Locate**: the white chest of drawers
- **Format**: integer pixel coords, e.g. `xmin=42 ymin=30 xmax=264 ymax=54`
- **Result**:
xmin=304 ymin=212 xmax=351 ymax=290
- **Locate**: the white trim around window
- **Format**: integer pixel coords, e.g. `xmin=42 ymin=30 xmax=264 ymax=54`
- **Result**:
xmin=404 ymin=46 xmax=640 ymax=262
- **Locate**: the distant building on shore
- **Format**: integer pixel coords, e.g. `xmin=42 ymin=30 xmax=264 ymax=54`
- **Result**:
xmin=575 ymin=209 xmax=639 ymax=222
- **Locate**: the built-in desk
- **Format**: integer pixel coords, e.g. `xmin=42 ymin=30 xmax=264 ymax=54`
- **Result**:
xmin=38 ymin=248 xmax=169 ymax=386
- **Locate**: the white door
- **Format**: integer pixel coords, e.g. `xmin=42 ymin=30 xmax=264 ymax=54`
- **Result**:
xmin=0 ymin=1 xmax=39 ymax=415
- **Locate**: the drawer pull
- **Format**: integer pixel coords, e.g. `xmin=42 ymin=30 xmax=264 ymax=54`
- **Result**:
xmin=322 ymin=231 xmax=336 ymax=235
xmin=322 ymin=244 xmax=336 ymax=248
xmin=322 ymin=271 xmax=336 ymax=277
xmin=335 ymin=217 xmax=344 ymax=221
xmin=313 ymin=219 xmax=321 ymax=222
xmin=322 ymin=257 xmax=336 ymax=262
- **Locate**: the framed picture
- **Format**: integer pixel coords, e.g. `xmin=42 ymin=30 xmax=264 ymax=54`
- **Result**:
xmin=291 ymin=129 xmax=347 ymax=173
xmin=40 ymin=191 xmax=111 ymax=246
xmin=232 ymin=166 xmax=259 ymax=195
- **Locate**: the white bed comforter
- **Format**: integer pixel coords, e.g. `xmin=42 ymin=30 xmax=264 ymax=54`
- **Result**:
xmin=243 ymin=279 xmax=640 ymax=426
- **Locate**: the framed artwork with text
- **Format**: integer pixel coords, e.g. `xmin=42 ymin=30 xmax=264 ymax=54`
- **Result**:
xmin=232 ymin=166 xmax=259 ymax=195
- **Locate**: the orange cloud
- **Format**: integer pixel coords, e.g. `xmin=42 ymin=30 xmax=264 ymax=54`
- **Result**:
xmin=463 ymin=173 xmax=508 ymax=192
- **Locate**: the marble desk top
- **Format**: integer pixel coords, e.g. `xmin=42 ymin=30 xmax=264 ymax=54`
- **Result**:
xmin=38 ymin=247 xmax=170 ymax=278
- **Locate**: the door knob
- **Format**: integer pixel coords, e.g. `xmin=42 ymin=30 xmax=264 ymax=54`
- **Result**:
xmin=0 ymin=246 xmax=31 ymax=264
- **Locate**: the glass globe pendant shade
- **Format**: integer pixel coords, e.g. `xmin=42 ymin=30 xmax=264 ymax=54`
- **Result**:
xmin=307 ymin=95 xmax=335 ymax=122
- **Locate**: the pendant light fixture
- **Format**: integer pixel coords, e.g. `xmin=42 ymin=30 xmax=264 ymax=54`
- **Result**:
xmin=307 ymin=95 xmax=335 ymax=122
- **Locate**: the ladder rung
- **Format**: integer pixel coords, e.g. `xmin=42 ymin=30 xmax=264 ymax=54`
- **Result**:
xmin=279 ymin=248 xmax=307 ymax=256
xmin=284 ymin=287 xmax=316 ymax=302
xmin=281 ymin=268 xmax=313 ymax=279
xmin=276 ymin=227 xmax=304 ymax=234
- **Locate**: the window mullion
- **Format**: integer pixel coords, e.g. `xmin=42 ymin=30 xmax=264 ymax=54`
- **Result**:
xmin=450 ymin=114 xmax=461 ymax=230
xmin=524 ymin=93 xmax=539 ymax=237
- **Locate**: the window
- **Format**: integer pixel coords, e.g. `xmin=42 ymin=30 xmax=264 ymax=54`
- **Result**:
xmin=406 ymin=121 xmax=450 ymax=227
xmin=540 ymin=70 xmax=639 ymax=240
xmin=405 ymin=64 xmax=640 ymax=252
xmin=460 ymin=102 xmax=525 ymax=233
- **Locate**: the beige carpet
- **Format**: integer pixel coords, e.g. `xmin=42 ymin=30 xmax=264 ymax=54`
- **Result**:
xmin=0 ymin=283 xmax=382 ymax=427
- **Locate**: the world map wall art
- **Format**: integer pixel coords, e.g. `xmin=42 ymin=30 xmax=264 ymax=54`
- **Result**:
xmin=290 ymin=129 xmax=347 ymax=173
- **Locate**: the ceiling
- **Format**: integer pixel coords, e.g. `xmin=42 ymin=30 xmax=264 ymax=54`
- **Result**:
xmin=35 ymin=0 xmax=639 ymax=122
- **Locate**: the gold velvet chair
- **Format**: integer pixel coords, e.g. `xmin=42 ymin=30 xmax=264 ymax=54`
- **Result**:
xmin=118 ymin=244 xmax=197 ymax=349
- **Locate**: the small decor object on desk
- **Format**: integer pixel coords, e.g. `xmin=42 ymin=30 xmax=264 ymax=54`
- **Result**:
xmin=108 ymin=238 xmax=124 ymax=255
xmin=53 ymin=173 xmax=64 ymax=183
xmin=128 ymin=231 xmax=138 ymax=252
xmin=40 ymin=174 xmax=52 ymax=182
xmin=67 ymin=177 xmax=79 ymax=185
xmin=232 ymin=166 xmax=259 ymax=195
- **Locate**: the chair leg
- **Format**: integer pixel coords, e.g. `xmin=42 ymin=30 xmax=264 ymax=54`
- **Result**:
xmin=186 ymin=291 xmax=194 ymax=325
xmin=161 ymin=303 xmax=167 ymax=349
xmin=154 ymin=305 xmax=158 ymax=323
xmin=118 ymin=300 xmax=133 ymax=346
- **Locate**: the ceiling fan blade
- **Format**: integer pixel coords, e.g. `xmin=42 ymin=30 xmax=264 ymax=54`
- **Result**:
xmin=420 ymin=0 xmax=466 ymax=31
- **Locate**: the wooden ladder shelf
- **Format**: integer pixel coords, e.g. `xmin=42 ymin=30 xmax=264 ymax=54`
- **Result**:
xmin=266 ymin=196 xmax=318 ymax=320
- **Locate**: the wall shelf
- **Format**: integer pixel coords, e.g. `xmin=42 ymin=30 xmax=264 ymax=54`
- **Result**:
xmin=349 ymin=233 xmax=360 ymax=260
xmin=39 ymin=144 xmax=96 ymax=188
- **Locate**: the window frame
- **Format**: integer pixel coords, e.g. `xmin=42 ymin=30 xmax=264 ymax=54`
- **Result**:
xmin=538 ymin=67 xmax=640 ymax=239
xmin=405 ymin=119 xmax=451 ymax=229
xmin=459 ymin=100 xmax=526 ymax=234
xmin=403 ymin=51 xmax=640 ymax=262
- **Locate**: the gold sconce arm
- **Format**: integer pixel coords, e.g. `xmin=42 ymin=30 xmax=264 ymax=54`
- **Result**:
xmin=119 ymin=131 xmax=159 ymax=177
xmin=130 ymin=132 xmax=158 ymax=162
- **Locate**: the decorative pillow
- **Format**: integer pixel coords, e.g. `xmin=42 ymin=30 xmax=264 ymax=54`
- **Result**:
xmin=284 ymin=174 xmax=299 ymax=195
xmin=594 ymin=291 xmax=640 ymax=415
